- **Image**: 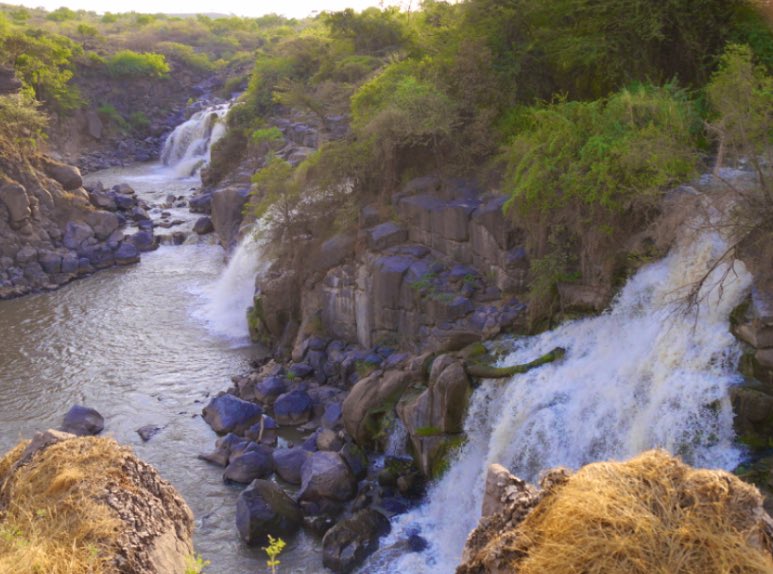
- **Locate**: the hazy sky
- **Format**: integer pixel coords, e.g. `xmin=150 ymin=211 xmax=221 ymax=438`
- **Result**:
xmin=11 ymin=0 xmax=403 ymax=19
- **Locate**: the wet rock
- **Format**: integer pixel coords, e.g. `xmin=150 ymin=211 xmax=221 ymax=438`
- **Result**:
xmin=113 ymin=193 xmax=136 ymax=211
xmin=128 ymin=230 xmax=157 ymax=252
xmin=273 ymin=447 xmax=310 ymax=485
xmin=322 ymin=403 xmax=343 ymax=430
xmin=273 ymin=389 xmax=314 ymax=426
xmin=198 ymin=433 xmax=247 ymax=467
xmin=61 ymin=405 xmax=104 ymax=436
xmin=80 ymin=244 xmax=114 ymax=269
xmin=193 ymin=216 xmax=214 ymax=235
xmin=188 ymin=192 xmax=212 ymax=213
xmin=224 ymin=445 xmax=274 ymax=484
xmin=245 ymin=415 xmax=279 ymax=446
xmin=136 ymin=425 xmax=164 ymax=442
xmin=254 ymin=376 xmax=288 ymax=406
xmin=202 ymin=394 xmax=264 ymax=435
xmin=343 ymin=370 xmax=414 ymax=446
xmin=63 ymin=221 xmax=94 ymax=250
xmin=322 ymin=509 xmax=391 ymax=574
xmin=112 ymin=183 xmax=135 ymax=195
xmin=339 ymin=442 xmax=368 ymax=480
xmin=236 ymin=479 xmax=303 ymax=546
xmin=299 ymin=451 xmax=356 ymax=502
xmin=115 ymin=242 xmax=140 ymax=265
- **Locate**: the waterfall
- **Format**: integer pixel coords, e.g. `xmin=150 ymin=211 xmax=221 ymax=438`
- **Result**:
xmin=365 ymin=227 xmax=752 ymax=573
xmin=161 ymin=103 xmax=229 ymax=177
xmin=193 ymin=227 xmax=269 ymax=341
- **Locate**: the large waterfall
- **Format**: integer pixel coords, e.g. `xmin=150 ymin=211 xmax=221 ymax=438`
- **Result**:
xmin=193 ymin=229 xmax=269 ymax=341
xmin=366 ymin=226 xmax=752 ymax=572
xmin=161 ymin=103 xmax=229 ymax=177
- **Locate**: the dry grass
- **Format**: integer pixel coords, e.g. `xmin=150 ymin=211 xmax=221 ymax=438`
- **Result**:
xmin=507 ymin=451 xmax=773 ymax=574
xmin=0 ymin=437 xmax=128 ymax=574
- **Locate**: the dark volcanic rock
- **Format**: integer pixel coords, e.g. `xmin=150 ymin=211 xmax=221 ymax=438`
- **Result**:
xmin=299 ymin=451 xmax=356 ymax=502
xmin=61 ymin=405 xmax=104 ymax=436
xmin=235 ymin=479 xmax=303 ymax=546
xmin=224 ymin=445 xmax=274 ymax=484
xmin=272 ymin=446 xmax=311 ymax=485
xmin=193 ymin=216 xmax=214 ymax=235
xmin=202 ymin=394 xmax=264 ymax=435
xmin=322 ymin=509 xmax=391 ymax=573
xmin=273 ymin=389 xmax=314 ymax=426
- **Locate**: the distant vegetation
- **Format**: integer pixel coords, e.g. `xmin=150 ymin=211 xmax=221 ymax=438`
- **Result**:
xmin=0 ymin=1 xmax=771 ymax=323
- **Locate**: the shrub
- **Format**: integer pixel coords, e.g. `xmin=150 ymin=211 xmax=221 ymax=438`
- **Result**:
xmin=0 ymin=93 xmax=47 ymax=152
xmin=106 ymin=50 xmax=169 ymax=78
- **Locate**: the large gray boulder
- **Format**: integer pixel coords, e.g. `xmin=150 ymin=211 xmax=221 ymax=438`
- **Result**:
xmin=224 ymin=445 xmax=274 ymax=484
xmin=272 ymin=446 xmax=310 ymax=485
xmin=235 ymin=479 xmax=303 ymax=546
xmin=42 ymin=158 xmax=83 ymax=191
xmin=299 ymin=451 xmax=356 ymax=502
xmin=1 ymin=183 xmax=31 ymax=227
xmin=322 ymin=509 xmax=391 ymax=573
xmin=211 ymin=185 xmax=249 ymax=249
xmin=61 ymin=405 xmax=104 ymax=436
xmin=273 ymin=389 xmax=314 ymax=426
xmin=202 ymin=394 xmax=264 ymax=435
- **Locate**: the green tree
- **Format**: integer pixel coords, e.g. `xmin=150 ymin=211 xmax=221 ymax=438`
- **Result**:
xmin=706 ymin=44 xmax=773 ymax=193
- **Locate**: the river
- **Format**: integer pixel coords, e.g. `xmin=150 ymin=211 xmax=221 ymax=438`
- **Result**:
xmin=0 ymin=160 xmax=320 ymax=573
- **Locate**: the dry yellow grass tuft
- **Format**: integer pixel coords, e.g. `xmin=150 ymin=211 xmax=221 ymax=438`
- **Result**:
xmin=460 ymin=450 xmax=773 ymax=573
xmin=0 ymin=436 xmax=127 ymax=574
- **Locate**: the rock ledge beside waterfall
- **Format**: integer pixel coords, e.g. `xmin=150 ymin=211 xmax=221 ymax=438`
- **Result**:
xmin=457 ymin=450 xmax=773 ymax=574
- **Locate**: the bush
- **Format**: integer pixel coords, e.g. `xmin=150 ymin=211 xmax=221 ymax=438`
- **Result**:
xmin=504 ymin=85 xmax=698 ymax=217
xmin=106 ymin=50 xmax=169 ymax=78
xmin=0 ymin=93 xmax=47 ymax=152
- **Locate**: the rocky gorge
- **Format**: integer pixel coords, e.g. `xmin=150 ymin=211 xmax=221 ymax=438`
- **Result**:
xmin=2 ymin=2 xmax=773 ymax=573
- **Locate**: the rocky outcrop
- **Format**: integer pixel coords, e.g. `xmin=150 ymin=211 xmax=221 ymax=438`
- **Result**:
xmin=0 ymin=430 xmax=195 ymax=574
xmin=254 ymin=177 xmax=527 ymax=356
xmin=457 ymin=451 xmax=773 ymax=574
xmin=0 ymin=154 xmax=143 ymax=299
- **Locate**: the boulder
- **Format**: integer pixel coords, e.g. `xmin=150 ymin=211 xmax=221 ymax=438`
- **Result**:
xmin=272 ymin=447 xmax=310 ymax=485
xmin=115 ymin=242 xmax=140 ymax=265
xmin=339 ymin=442 xmax=368 ymax=480
xmin=342 ymin=370 xmax=414 ymax=446
xmin=89 ymin=190 xmax=117 ymax=211
xmin=315 ymin=233 xmax=356 ymax=271
xmin=299 ymin=451 xmax=356 ymax=502
xmin=202 ymin=394 xmax=264 ymax=435
xmin=61 ymin=405 xmax=104 ymax=436
xmin=193 ymin=216 xmax=214 ymax=235
xmin=1 ymin=183 xmax=31 ymax=226
xmin=273 ymin=389 xmax=314 ymax=426
xmin=224 ymin=445 xmax=274 ymax=484
xmin=62 ymin=221 xmax=94 ymax=250
xmin=235 ymin=479 xmax=303 ymax=546
xmin=244 ymin=415 xmax=279 ymax=446
xmin=322 ymin=509 xmax=391 ymax=574
xmin=254 ymin=376 xmax=288 ymax=406
xmin=85 ymin=211 xmax=120 ymax=240
xmin=128 ymin=230 xmax=157 ymax=252
xmin=42 ymin=159 xmax=83 ymax=191
xmin=136 ymin=425 xmax=164 ymax=442
xmin=38 ymin=251 xmax=62 ymax=274
xmin=316 ymin=429 xmax=344 ymax=452
xmin=188 ymin=192 xmax=212 ymax=213
xmin=112 ymin=183 xmax=135 ymax=195
xmin=85 ymin=110 xmax=103 ymax=140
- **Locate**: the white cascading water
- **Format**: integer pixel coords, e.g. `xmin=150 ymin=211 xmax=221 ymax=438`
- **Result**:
xmin=366 ymin=226 xmax=752 ymax=573
xmin=194 ymin=228 xmax=269 ymax=341
xmin=161 ymin=103 xmax=229 ymax=177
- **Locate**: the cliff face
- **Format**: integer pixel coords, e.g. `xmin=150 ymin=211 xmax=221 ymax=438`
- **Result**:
xmin=457 ymin=451 xmax=773 ymax=574
xmin=0 ymin=149 xmax=140 ymax=298
xmin=0 ymin=430 xmax=195 ymax=574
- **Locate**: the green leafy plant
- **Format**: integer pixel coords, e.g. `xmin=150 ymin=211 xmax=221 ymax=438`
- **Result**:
xmin=106 ymin=50 xmax=169 ymax=78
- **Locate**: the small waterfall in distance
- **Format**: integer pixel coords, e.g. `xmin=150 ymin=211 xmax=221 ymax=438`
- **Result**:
xmin=161 ymin=102 xmax=229 ymax=177
xmin=365 ymin=226 xmax=752 ymax=573
xmin=194 ymin=224 xmax=269 ymax=341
